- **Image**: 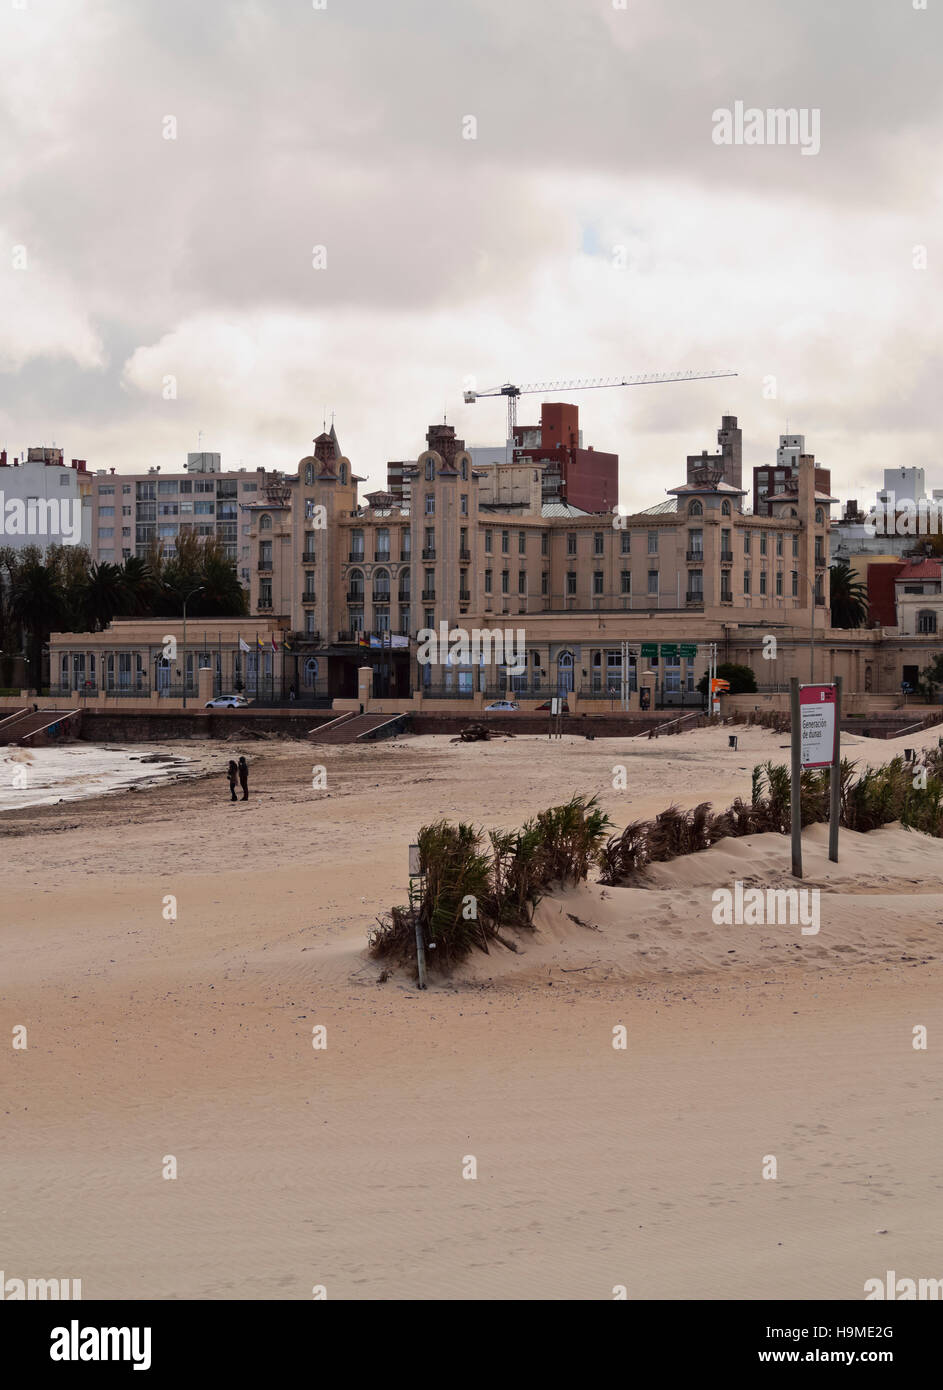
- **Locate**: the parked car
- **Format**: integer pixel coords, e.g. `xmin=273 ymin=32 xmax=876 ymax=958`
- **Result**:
xmin=484 ymin=699 xmax=520 ymax=712
xmin=535 ymin=698 xmax=570 ymax=713
xmin=204 ymin=694 xmax=248 ymax=709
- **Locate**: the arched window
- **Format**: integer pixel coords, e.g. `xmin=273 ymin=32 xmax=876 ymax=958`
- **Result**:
xmin=260 ymin=513 xmax=272 ymax=530
xmin=304 ymin=462 xmax=314 ymax=485
xmin=303 ymin=657 xmax=319 ymax=686
xmin=721 ymin=499 xmax=731 ymax=516
xmin=339 ymin=463 xmax=347 ymax=484
xmin=918 ymin=609 xmax=937 ymax=634
xmin=425 ymin=456 xmax=435 ymax=481
xmin=461 ymin=456 xmax=468 ymax=480
xmin=815 ymin=507 xmax=824 ymax=524
xmin=373 ymin=567 xmax=390 ymax=600
xmin=348 ymin=567 xmax=364 ymax=599
xmin=398 ymin=566 xmax=410 ymax=599
xmin=688 ymin=499 xmax=703 ymax=517
xmin=557 ymin=650 xmax=574 ymax=695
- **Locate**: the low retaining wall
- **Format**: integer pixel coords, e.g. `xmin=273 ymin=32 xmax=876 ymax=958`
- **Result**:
xmin=79 ymin=708 xmax=337 ymax=742
xmin=410 ymin=712 xmax=673 ymax=738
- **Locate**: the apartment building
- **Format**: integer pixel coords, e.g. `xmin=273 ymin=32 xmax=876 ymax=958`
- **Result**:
xmin=87 ymin=452 xmax=282 ymax=584
xmin=0 ymin=448 xmax=93 ymax=551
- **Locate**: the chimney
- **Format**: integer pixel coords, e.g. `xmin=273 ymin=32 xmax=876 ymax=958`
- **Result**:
xmin=0 ymin=449 xmax=6 ymax=467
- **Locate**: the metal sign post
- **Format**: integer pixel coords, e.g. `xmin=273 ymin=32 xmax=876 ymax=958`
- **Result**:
xmin=408 ymin=843 xmax=427 ymax=990
xmin=792 ymin=678 xmax=840 ymax=879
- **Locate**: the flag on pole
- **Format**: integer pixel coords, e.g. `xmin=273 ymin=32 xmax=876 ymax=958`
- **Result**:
xmin=256 ymin=634 xmax=264 ymax=650
xmin=239 ymin=638 xmax=251 ymax=653
xmin=271 ymin=636 xmax=279 ymax=654
xmin=282 ymin=635 xmax=293 ymax=651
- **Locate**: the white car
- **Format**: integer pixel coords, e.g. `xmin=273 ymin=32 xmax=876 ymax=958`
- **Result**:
xmin=204 ymin=694 xmax=248 ymax=709
xmin=484 ymin=699 xmax=520 ymax=712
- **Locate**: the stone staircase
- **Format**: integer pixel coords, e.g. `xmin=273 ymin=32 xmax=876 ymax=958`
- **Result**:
xmin=308 ymin=711 xmax=409 ymax=745
xmin=0 ymin=708 xmax=81 ymax=746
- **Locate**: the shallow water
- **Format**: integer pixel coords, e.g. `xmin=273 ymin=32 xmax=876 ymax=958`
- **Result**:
xmin=0 ymin=744 xmax=194 ymax=811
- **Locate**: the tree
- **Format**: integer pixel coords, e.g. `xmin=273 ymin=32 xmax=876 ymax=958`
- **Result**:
xmin=829 ymin=561 xmax=869 ymax=629
xmin=157 ymin=533 xmax=247 ymax=617
xmin=917 ymin=653 xmax=943 ymax=704
xmin=82 ymin=561 xmax=124 ymax=631
xmin=696 ymin=662 xmax=758 ymax=696
xmin=117 ymin=555 xmax=157 ymax=615
xmin=10 ymin=558 xmax=64 ymax=692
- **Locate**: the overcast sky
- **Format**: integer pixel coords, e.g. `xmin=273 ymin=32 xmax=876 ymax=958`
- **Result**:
xmin=2 ymin=0 xmax=941 ymax=512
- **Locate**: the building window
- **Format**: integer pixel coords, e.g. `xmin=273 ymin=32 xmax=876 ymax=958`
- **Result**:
xmin=425 ymin=494 xmax=435 ymax=515
xmin=776 ymin=571 xmax=783 ymax=597
xmin=760 ymin=571 xmax=767 ymax=595
xmin=260 ymin=513 xmax=272 ymax=530
xmin=567 ymin=532 xmax=577 ymax=555
xmin=760 ymin=532 xmax=768 ymax=556
xmin=721 ymin=499 xmax=731 ymax=516
xmin=647 ymin=569 xmax=658 ymax=595
xmin=566 ymin=571 xmax=577 ymax=596
xmin=815 ymin=507 xmax=824 ymax=525
xmin=647 ymin=531 xmax=658 ymax=554
xmin=918 ymin=610 xmax=937 ymax=634
xmin=792 ymin=534 xmax=799 ymax=557
xmin=593 ymin=570 xmax=603 ymax=595
xmin=620 ymin=570 xmax=631 ymax=594
xmin=518 ymin=570 xmax=526 ymax=595
xmin=484 ymin=568 xmax=492 ymax=593
xmin=743 ymin=531 xmax=751 ymax=556
xmin=744 ymin=570 xmax=751 ymax=594
xmin=460 ymin=494 xmax=468 ymax=515
xmin=689 ymin=499 xmax=703 ymax=517
xmin=425 ymin=457 xmax=435 ymax=481
xmin=502 ymin=530 xmax=510 ymax=554
xmin=541 ymin=571 xmax=548 ymax=595
xmin=792 ymin=570 xmax=798 ymax=597
xmin=501 ymin=570 xmax=510 ymax=594
xmin=485 ymin=529 xmax=492 ymax=553
xmin=620 ymin=531 xmax=631 ymax=554
xmin=594 ymin=531 xmax=604 ymax=555
xmin=540 ymin=531 xmax=549 ymax=556
xmin=776 ymin=534 xmax=783 ymax=557
xmin=518 ymin=530 xmax=526 ymax=554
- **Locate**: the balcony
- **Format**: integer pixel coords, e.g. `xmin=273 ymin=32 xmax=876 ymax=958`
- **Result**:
xmin=347 ymin=551 xmax=365 ymax=564
xmin=685 ymin=590 xmax=704 ymax=604
xmin=372 ymin=592 xmax=391 ymax=604
xmin=422 ymin=588 xmax=436 ymax=601
xmin=397 ymin=592 xmax=410 ymax=605
xmin=720 ymin=592 xmax=733 ymax=605
xmin=346 ymin=589 xmax=364 ymax=602
xmin=302 ymin=551 xmax=317 ymax=564
xmin=374 ymin=552 xmax=391 ymax=563
xmin=336 ymin=630 xmax=356 ymax=643
xmin=421 ymin=547 xmax=436 ymax=560
xmin=815 ymin=555 xmax=826 ymax=568
xmin=720 ymin=550 xmax=734 ymax=563
xmin=459 ymin=548 xmax=471 ymax=562
xmin=399 ymin=551 xmax=411 ymax=563
xmin=685 ymin=549 xmax=704 ymax=563
xmin=459 ymin=589 xmax=471 ymax=602
xmin=257 ymin=559 xmax=273 ymax=572
xmin=302 ymin=592 xmax=317 ymax=605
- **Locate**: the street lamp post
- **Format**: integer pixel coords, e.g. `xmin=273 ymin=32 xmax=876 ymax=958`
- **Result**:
xmin=165 ymin=583 xmax=205 ymax=709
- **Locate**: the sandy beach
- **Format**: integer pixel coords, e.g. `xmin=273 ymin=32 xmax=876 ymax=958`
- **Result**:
xmin=2 ymin=724 xmax=942 ymax=1300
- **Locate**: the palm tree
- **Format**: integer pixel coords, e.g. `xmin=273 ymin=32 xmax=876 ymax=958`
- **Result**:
xmin=11 ymin=560 xmax=64 ymax=692
xmin=117 ymin=555 xmax=157 ymax=615
xmin=829 ymin=561 xmax=869 ymax=628
xmin=83 ymin=561 xmax=123 ymax=631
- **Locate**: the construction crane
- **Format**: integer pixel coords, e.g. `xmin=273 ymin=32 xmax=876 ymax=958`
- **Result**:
xmin=463 ymin=370 xmax=738 ymax=438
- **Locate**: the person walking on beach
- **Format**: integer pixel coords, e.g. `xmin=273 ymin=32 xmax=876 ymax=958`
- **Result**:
xmin=227 ymin=759 xmax=238 ymax=802
xmin=238 ymin=755 xmax=249 ymax=801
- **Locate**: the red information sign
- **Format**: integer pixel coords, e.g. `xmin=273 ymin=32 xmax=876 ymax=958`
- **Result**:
xmin=799 ymin=683 xmax=838 ymax=768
